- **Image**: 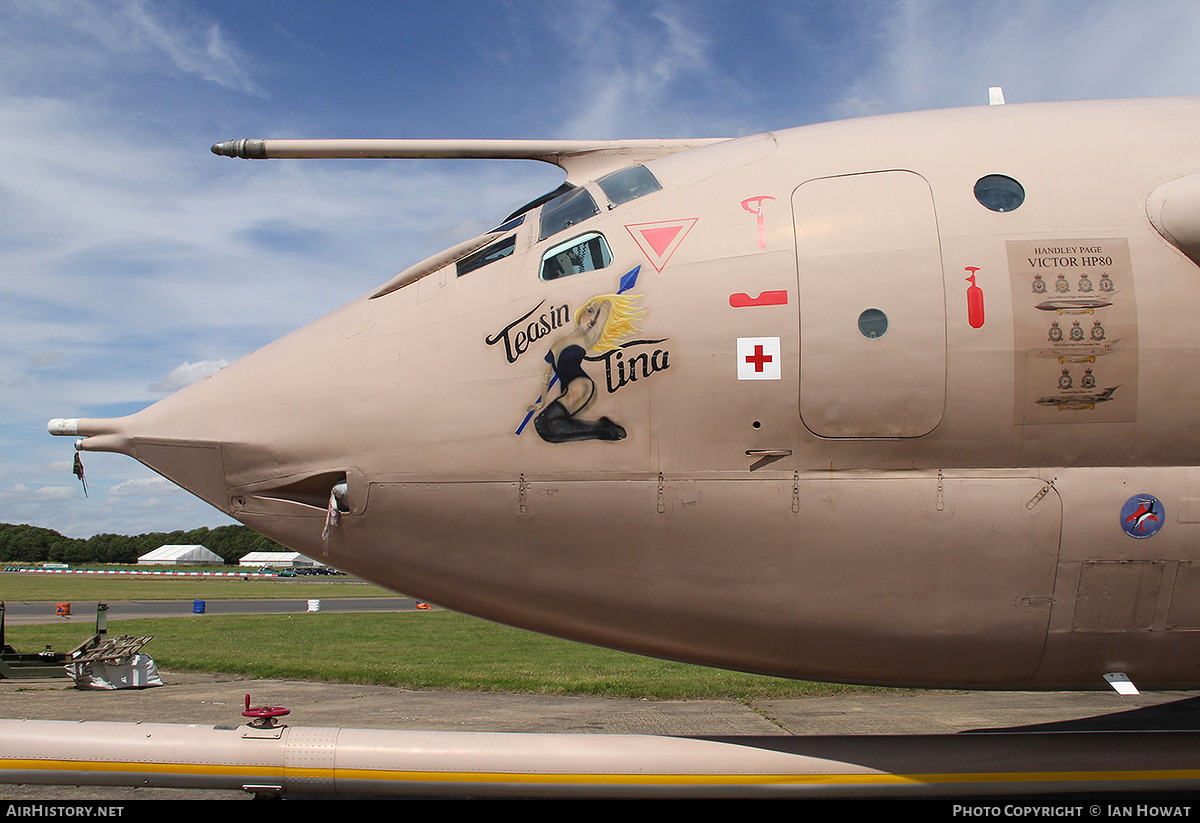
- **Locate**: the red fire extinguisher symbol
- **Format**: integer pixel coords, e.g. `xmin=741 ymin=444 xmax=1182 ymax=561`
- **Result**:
xmin=965 ymin=266 xmax=985 ymax=329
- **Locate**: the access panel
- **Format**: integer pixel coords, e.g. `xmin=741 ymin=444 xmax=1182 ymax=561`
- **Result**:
xmin=794 ymin=171 xmax=946 ymax=438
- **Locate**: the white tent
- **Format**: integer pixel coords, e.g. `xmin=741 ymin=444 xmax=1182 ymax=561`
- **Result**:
xmin=239 ymin=551 xmax=318 ymax=568
xmin=137 ymin=545 xmax=223 ymax=566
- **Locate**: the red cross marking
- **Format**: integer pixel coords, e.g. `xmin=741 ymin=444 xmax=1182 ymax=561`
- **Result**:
xmin=745 ymin=345 xmax=773 ymax=372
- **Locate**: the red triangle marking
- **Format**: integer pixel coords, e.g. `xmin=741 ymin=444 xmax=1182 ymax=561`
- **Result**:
xmin=639 ymin=226 xmax=682 ymax=257
xmin=625 ymin=218 xmax=698 ymax=272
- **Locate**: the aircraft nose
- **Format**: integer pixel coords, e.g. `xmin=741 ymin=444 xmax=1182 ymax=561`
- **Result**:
xmin=48 ymin=296 xmax=378 ymax=557
xmin=48 ymin=413 xmax=231 ymax=511
xmin=48 ymin=221 xmax=526 ymax=563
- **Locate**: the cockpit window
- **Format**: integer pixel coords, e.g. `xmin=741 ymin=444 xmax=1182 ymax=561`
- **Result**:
xmin=502 ymin=182 xmax=574 ymax=225
xmin=540 ymin=232 xmax=613 ymax=281
xmin=489 ymin=214 xmax=525 ymax=233
xmin=538 ymin=187 xmax=599 ymax=240
xmin=456 ymin=235 xmax=517 ymax=277
xmin=597 ymin=165 xmax=662 ymax=206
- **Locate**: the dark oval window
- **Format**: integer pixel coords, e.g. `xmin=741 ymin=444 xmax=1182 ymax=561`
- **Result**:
xmin=858 ymin=308 xmax=888 ymax=339
xmin=974 ymin=174 xmax=1025 ymax=212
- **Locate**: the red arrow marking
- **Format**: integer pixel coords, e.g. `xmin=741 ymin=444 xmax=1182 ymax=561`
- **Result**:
xmin=730 ymin=290 xmax=788 ymax=308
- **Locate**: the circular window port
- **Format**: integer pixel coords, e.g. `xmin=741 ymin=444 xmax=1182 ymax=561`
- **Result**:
xmin=858 ymin=308 xmax=888 ymax=339
xmin=974 ymin=174 xmax=1025 ymax=212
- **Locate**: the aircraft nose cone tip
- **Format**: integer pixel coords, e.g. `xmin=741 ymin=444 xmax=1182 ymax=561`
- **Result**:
xmin=47 ymin=418 xmax=79 ymax=436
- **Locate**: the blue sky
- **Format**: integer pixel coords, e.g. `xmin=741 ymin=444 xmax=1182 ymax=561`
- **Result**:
xmin=3 ymin=0 xmax=1200 ymax=538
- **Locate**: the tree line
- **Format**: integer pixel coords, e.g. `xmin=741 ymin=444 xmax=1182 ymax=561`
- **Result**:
xmin=0 ymin=523 xmax=287 ymax=565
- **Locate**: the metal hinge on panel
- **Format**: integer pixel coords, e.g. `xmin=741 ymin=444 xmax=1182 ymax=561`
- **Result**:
xmin=792 ymin=472 xmax=800 ymax=513
xmin=1026 ymin=478 xmax=1056 ymax=510
xmin=936 ymin=469 xmax=945 ymax=512
xmin=657 ymin=473 xmax=665 ymax=514
xmin=518 ymin=473 xmax=529 ymax=514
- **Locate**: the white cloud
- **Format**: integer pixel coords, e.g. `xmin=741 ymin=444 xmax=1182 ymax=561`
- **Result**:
xmin=121 ymin=0 xmax=264 ymax=95
xmin=829 ymin=0 xmax=1200 ymax=117
xmin=549 ymin=0 xmax=745 ymax=138
xmin=3 ymin=1 xmax=264 ymax=97
xmin=0 ymin=484 xmax=78 ymax=502
xmin=148 ymin=359 xmax=232 ymax=393
xmin=107 ymin=477 xmax=181 ymax=498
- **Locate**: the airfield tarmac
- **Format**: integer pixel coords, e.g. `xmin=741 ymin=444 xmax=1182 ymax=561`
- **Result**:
xmin=2 ymin=593 xmax=1199 ymax=802
xmin=2 ymin=670 xmax=1198 ymax=802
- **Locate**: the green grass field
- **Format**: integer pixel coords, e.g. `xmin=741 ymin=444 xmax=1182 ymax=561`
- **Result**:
xmin=1 ymin=571 xmax=870 ymax=699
